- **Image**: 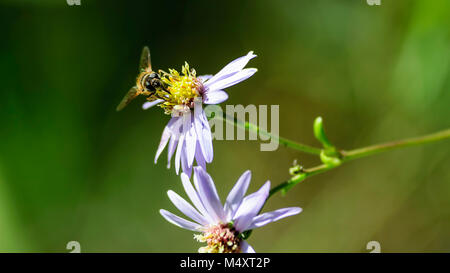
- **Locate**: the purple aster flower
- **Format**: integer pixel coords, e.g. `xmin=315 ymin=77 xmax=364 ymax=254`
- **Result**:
xmin=144 ymin=52 xmax=257 ymax=176
xmin=160 ymin=166 xmax=302 ymax=253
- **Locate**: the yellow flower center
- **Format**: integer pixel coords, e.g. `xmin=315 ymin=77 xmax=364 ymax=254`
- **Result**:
xmin=194 ymin=223 xmax=242 ymax=253
xmin=155 ymin=62 xmax=203 ymax=115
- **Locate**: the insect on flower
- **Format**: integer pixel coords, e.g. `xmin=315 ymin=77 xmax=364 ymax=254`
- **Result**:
xmin=117 ymin=47 xmax=257 ymax=176
xmin=151 ymin=51 xmax=258 ymax=176
xmin=160 ymin=166 xmax=302 ymax=253
xmin=116 ymin=46 xmax=166 ymax=111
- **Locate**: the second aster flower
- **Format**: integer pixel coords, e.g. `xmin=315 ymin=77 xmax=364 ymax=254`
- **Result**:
xmin=160 ymin=166 xmax=302 ymax=253
xmin=145 ymin=52 xmax=257 ymax=176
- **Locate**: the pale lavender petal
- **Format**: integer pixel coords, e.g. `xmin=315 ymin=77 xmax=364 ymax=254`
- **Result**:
xmin=198 ymin=75 xmax=213 ymax=82
xmin=154 ymin=128 xmax=171 ymax=164
xmin=233 ymin=181 xmax=270 ymax=232
xmin=159 ymin=209 xmax=202 ymax=232
xmin=204 ymin=51 xmax=256 ymax=87
xmin=174 ymin=134 xmax=185 ymax=175
xmin=142 ymin=99 xmax=164 ymax=110
xmin=206 ymin=68 xmax=257 ymax=91
xmin=180 ymin=173 xmax=214 ymax=224
xmin=181 ymin=145 xmax=193 ymax=177
xmin=194 ymin=166 xmax=226 ymax=223
xmin=194 ymin=108 xmax=213 ymax=163
xmin=195 ymin=142 xmax=206 ymax=171
xmin=194 ymin=142 xmax=207 ymax=170
xmin=185 ymin=122 xmax=197 ymax=167
xmin=240 ymin=241 xmax=256 ymax=253
xmin=224 ymin=170 xmax=251 ymax=221
xmin=166 ymin=137 xmax=178 ymax=168
xmin=168 ymin=116 xmax=183 ymax=134
xmin=157 ymin=117 xmax=182 ymax=166
xmin=167 ymin=190 xmax=209 ymax=226
xmin=193 ymin=109 xmax=206 ymax=158
xmin=246 ymin=207 xmax=302 ymax=230
xmin=203 ymin=90 xmax=229 ymax=104
xmin=199 ymin=110 xmax=213 ymax=163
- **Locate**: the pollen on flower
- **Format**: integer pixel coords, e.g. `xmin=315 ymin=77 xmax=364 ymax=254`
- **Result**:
xmin=156 ymin=62 xmax=204 ymax=115
xmin=194 ymin=223 xmax=242 ymax=253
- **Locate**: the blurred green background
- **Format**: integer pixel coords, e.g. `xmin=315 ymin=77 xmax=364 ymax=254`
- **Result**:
xmin=0 ymin=0 xmax=449 ymax=252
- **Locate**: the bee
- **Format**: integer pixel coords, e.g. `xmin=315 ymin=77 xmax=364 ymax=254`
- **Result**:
xmin=116 ymin=46 xmax=165 ymax=111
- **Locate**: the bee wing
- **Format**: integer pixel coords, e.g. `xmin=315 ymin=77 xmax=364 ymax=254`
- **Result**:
xmin=116 ymin=86 xmax=140 ymax=111
xmin=139 ymin=46 xmax=152 ymax=72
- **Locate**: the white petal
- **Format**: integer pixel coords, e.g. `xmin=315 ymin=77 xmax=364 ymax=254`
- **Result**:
xmin=246 ymin=207 xmax=302 ymax=230
xmin=193 ymin=110 xmax=206 ymax=157
xmin=194 ymin=166 xmax=226 ymax=223
xmin=181 ymin=145 xmax=193 ymax=177
xmin=224 ymin=170 xmax=252 ymax=221
xmin=142 ymin=99 xmax=164 ymax=110
xmin=155 ymin=117 xmax=181 ymax=164
xmin=240 ymin=241 xmax=256 ymax=253
xmin=194 ymin=109 xmax=213 ymax=163
xmin=199 ymin=111 xmax=213 ymax=163
xmin=174 ymin=133 xmax=185 ymax=175
xmin=167 ymin=190 xmax=209 ymax=226
xmin=206 ymin=68 xmax=257 ymax=91
xmin=168 ymin=116 xmax=183 ymax=134
xmin=233 ymin=181 xmax=270 ymax=232
xmin=198 ymin=75 xmax=213 ymax=82
xmin=203 ymin=90 xmax=229 ymax=104
xmin=166 ymin=137 xmax=178 ymax=168
xmin=180 ymin=173 xmax=215 ymax=224
xmin=159 ymin=209 xmax=202 ymax=232
xmin=154 ymin=127 xmax=171 ymax=164
xmin=194 ymin=141 xmax=207 ymax=170
xmin=205 ymin=51 xmax=256 ymax=87
xmin=185 ymin=121 xmax=197 ymax=167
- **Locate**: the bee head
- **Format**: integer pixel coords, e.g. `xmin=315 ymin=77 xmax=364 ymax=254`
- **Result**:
xmin=143 ymin=72 xmax=162 ymax=93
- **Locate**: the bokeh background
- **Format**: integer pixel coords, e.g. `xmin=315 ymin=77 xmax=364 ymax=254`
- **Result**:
xmin=0 ymin=0 xmax=449 ymax=252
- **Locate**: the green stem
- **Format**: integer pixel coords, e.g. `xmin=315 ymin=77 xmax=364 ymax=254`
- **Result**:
xmin=218 ymin=112 xmax=322 ymax=155
xmin=245 ymin=129 xmax=450 ymax=240
xmin=244 ymin=126 xmax=449 ymax=240
xmin=269 ymin=128 xmax=450 ymax=197
xmin=341 ymin=129 xmax=450 ymax=161
xmin=219 ymin=112 xmax=450 ymax=197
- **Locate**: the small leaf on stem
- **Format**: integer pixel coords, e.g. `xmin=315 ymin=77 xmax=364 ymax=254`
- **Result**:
xmin=313 ymin=116 xmax=333 ymax=149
